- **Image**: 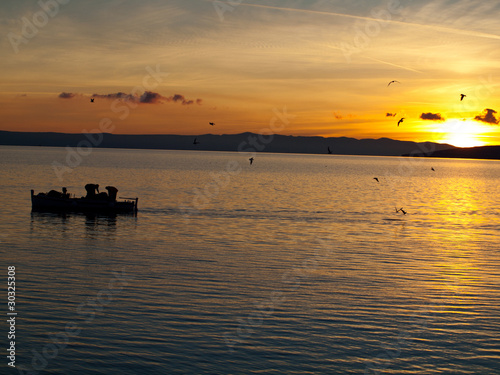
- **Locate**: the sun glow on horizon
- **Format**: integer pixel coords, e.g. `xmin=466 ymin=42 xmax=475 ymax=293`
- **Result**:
xmin=434 ymin=119 xmax=496 ymax=148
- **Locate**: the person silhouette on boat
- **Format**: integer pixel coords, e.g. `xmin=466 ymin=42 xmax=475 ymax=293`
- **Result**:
xmin=46 ymin=187 xmax=68 ymax=198
xmin=47 ymin=189 xmax=62 ymax=198
xmin=105 ymin=186 xmax=118 ymax=201
xmin=85 ymin=183 xmax=99 ymax=198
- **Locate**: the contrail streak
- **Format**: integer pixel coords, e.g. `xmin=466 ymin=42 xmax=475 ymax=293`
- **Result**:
xmin=323 ymin=43 xmax=423 ymax=73
xmin=228 ymin=2 xmax=500 ymax=41
xmin=361 ymin=56 xmax=423 ymax=74
xmin=224 ymin=2 xmax=392 ymax=22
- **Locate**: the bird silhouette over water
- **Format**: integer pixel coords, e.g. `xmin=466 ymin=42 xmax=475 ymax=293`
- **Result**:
xmin=373 ymin=177 xmax=379 ymax=182
xmin=90 ymin=98 xmax=94 ymax=102
xmin=249 ymin=157 xmax=254 ymax=165
xmin=327 ymin=146 xmax=332 ymax=154
xmin=193 ymin=138 xmax=199 ymax=145
xmin=387 ymin=80 xmax=401 ymax=87
xmin=396 ymin=207 xmax=407 ymax=215
xmin=431 ymin=167 xmax=435 ymax=171
xmin=209 ymin=122 xmax=215 ymax=126
xmin=460 ymin=94 xmax=466 ymax=101
xmin=397 ymin=117 xmax=405 ymax=126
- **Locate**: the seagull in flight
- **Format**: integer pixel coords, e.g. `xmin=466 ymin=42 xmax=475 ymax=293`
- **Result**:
xmin=397 ymin=117 xmax=405 ymax=127
xmin=327 ymin=146 xmax=332 ymax=154
xmin=431 ymin=167 xmax=435 ymax=171
xmin=460 ymin=94 xmax=466 ymax=101
xmin=90 ymin=98 xmax=94 ymax=102
xmin=387 ymin=80 xmax=401 ymax=87
xmin=373 ymin=177 xmax=379 ymax=182
xmin=249 ymin=157 xmax=254 ymax=165
xmin=193 ymin=138 xmax=199 ymax=145
xmin=209 ymin=122 xmax=215 ymax=126
xmin=397 ymin=207 xmax=407 ymax=215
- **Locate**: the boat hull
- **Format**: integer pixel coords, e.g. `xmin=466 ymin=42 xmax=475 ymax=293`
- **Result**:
xmin=31 ymin=190 xmax=138 ymax=214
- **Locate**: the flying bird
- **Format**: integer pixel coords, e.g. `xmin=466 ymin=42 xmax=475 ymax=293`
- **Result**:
xmin=327 ymin=146 xmax=332 ymax=154
xmin=193 ymin=138 xmax=199 ymax=145
xmin=397 ymin=207 xmax=407 ymax=215
xmin=209 ymin=122 xmax=215 ymax=126
xmin=373 ymin=177 xmax=379 ymax=182
xmin=249 ymin=157 xmax=254 ymax=165
xmin=397 ymin=117 xmax=405 ymax=127
xmin=431 ymin=167 xmax=435 ymax=171
xmin=460 ymin=94 xmax=466 ymax=101
xmin=90 ymin=98 xmax=94 ymax=102
xmin=387 ymin=80 xmax=401 ymax=87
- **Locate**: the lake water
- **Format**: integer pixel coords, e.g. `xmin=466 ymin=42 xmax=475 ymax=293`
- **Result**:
xmin=1 ymin=146 xmax=500 ymax=374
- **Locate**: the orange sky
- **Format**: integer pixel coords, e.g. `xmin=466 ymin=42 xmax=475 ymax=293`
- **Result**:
xmin=1 ymin=0 xmax=499 ymax=147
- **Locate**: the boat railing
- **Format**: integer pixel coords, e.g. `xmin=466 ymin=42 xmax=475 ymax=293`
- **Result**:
xmin=118 ymin=197 xmax=139 ymax=212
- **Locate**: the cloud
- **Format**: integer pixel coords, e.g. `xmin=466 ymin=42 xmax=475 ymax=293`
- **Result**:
xmin=238 ymin=3 xmax=500 ymax=42
xmin=92 ymin=92 xmax=136 ymax=101
xmin=59 ymin=92 xmax=76 ymax=99
xmin=474 ymin=108 xmax=499 ymax=124
xmin=89 ymin=92 xmax=202 ymax=105
xmin=140 ymin=91 xmax=166 ymax=104
xmin=333 ymin=112 xmax=355 ymax=120
xmin=167 ymin=94 xmax=202 ymax=105
xmin=170 ymin=94 xmax=185 ymax=103
xmin=386 ymin=112 xmax=396 ymax=117
xmin=420 ymin=112 xmax=444 ymax=121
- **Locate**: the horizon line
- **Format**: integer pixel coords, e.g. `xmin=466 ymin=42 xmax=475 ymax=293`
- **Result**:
xmin=0 ymin=129 xmax=466 ymax=147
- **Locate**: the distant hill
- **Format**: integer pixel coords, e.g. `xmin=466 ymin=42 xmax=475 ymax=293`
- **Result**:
xmin=0 ymin=130 xmax=456 ymax=157
xmin=404 ymin=145 xmax=500 ymax=160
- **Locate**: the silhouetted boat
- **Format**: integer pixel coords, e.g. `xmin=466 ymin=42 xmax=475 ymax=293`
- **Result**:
xmin=31 ymin=189 xmax=138 ymax=214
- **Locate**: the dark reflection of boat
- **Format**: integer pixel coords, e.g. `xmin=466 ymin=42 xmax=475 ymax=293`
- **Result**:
xmin=30 ymin=210 xmax=123 ymax=222
xmin=31 ymin=188 xmax=138 ymax=214
xmin=30 ymin=210 xmax=136 ymax=234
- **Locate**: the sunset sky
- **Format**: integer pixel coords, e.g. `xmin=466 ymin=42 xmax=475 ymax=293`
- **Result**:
xmin=1 ymin=0 xmax=499 ymax=147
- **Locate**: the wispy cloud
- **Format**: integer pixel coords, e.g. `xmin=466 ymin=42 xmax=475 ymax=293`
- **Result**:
xmin=58 ymin=92 xmax=76 ymax=99
xmin=333 ymin=112 xmax=355 ymax=120
xmin=235 ymin=2 xmax=500 ymax=41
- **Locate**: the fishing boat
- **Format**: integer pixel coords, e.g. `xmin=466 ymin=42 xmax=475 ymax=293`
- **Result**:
xmin=31 ymin=185 xmax=138 ymax=214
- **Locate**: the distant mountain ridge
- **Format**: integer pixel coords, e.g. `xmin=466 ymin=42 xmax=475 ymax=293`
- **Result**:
xmin=0 ymin=130 xmax=457 ymax=157
xmin=405 ymin=145 xmax=500 ymax=160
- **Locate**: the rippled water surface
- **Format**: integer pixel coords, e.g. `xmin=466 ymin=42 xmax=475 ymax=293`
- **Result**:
xmin=1 ymin=146 xmax=500 ymax=374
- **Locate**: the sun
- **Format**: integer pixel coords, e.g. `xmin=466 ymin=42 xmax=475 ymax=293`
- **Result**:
xmin=435 ymin=119 xmax=492 ymax=147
